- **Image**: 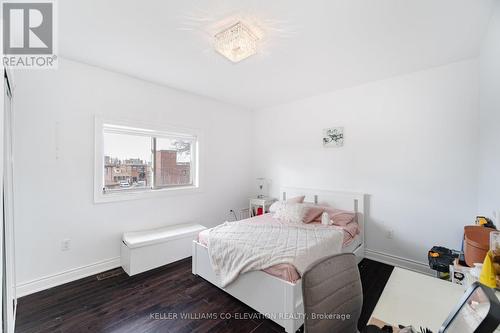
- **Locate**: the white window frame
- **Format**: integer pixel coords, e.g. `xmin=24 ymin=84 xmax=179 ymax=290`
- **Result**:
xmin=94 ymin=116 xmax=202 ymax=203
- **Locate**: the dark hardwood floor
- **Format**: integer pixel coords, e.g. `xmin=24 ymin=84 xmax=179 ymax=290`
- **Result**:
xmin=15 ymin=258 xmax=393 ymax=333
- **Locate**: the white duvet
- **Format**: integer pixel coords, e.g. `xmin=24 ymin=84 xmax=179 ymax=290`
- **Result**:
xmin=207 ymin=219 xmax=344 ymax=287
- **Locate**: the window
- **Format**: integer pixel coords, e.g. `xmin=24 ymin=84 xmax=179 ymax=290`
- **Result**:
xmin=96 ymin=121 xmax=199 ymax=201
xmin=103 ymin=131 xmax=152 ymax=192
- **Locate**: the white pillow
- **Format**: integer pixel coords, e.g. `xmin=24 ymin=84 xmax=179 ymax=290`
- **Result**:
xmin=269 ymin=200 xmax=284 ymax=213
xmin=269 ymin=196 xmax=306 ymax=213
xmin=273 ymin=203 xmax=306 ymax=223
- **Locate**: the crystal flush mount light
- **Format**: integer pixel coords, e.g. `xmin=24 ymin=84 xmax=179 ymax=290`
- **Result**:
xmin=214 ymin=21 xmax=260 ymax=63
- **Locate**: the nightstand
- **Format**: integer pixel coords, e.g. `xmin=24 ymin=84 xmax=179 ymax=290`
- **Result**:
xmin=249 ymin=197 xmax=276 ymax=217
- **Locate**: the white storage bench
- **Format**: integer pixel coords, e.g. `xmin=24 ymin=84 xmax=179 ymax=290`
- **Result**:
xmin=121 ymin=223 xmax=206 ymax=276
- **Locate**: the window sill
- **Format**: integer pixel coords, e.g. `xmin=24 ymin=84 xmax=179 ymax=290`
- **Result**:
xmin=94 ymin=185 xmax=201 ymax=204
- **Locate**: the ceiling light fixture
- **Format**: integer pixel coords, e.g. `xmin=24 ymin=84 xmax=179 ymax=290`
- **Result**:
xmin=214 ymin=21 xmax=260 ymax=63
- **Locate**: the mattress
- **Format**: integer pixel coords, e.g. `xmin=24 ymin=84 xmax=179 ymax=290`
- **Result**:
xmin=197 ymin=214 xmax=361 ymax=283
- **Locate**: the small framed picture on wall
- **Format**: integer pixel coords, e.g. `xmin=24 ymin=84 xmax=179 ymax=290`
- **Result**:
xmin=322 ymin=127 xmax=344 ymax=147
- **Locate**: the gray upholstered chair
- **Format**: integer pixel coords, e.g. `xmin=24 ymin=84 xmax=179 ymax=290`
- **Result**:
xmin=301 ymin=253 xmax=363 ymax=333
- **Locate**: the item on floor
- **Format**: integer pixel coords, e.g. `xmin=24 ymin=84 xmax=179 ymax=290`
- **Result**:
xmin=364 ymin=319 xmax=428 ymax=333
xmin=458 ymin=251 xmax=467 ymax=266
xmin=464 ymin=225 xmax=495 ymax=267
xmin=428 ymin=246 xmax=459 ymax=279
xmin=475 ymin=216 xmax=497 ymax=229
xmin=363 ymin=324 xmax=398 ymax=332
xmin=462 ymin=262 xmax=483 ymax=289
xmin=439 ymin=282 xmax=500 ymax=333
xmin=491 ymin=231 xmax=500 ymax=288
xmin=480 ymin=250 xmax=497 ymax=288
xmin=471 ymin=263 xmax=483 ymax=278
xmin=449 ymin=260 xmax=469 ymax=285
xmin=491 ymin=231 xmax=500 ymax=254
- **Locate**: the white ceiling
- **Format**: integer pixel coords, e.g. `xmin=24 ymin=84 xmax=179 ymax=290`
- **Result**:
xmin=60 ymin=0 xmax=494 ymax=110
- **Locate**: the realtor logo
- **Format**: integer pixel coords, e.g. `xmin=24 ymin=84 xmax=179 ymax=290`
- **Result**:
xmin=2 ymin=1 xmax=57 ymax=68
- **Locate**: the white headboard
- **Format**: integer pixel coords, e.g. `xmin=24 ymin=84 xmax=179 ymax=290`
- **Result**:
xmin=280 ymin=187 xmax=366 ymax=247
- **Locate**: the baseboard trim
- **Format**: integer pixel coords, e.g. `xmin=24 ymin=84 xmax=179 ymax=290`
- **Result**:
xmin=365 ymin=249 xmax=433 ymax=276
xmin=16 ymin=257 xmax=121 ymax=298
xmin=16 ymin=250 xmax=433 ymax=297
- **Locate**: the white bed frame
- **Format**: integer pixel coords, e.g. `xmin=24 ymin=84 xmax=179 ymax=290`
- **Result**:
xmin=192 ymin=187 xmax=366 ymax=333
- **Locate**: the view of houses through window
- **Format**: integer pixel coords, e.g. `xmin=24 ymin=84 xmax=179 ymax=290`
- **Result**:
xmin=103 ymin=125 xmax=196 ymax=193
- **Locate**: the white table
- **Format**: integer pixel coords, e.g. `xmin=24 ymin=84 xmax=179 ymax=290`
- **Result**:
xmin=249 ymin=197 xmax=276 ymax=217
xmin=370 ymin=267 xmax=500 ymax=332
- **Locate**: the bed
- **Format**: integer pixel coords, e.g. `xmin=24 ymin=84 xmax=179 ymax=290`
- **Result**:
xmin=192 ymin=187 xmax=366 ymax=333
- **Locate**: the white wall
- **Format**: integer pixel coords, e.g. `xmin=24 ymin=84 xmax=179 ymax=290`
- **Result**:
xmin=13 ymin=58 xmax=253 ymax=292
xmin=12 ymin=52 xmax=488 ymax=291
xmin=254 ymin=60 xmax=480 ymax=266
xmin=478 ymin=1 xmax=500 ymax=220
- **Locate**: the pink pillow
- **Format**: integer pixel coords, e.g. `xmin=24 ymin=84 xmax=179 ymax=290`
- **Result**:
xmin=313 ymin=207 xmax=356 ymax=226
xmin=302 ymin=205 xmax=325 ymax=223
xmin=287 ymin=195 xmax=305 ymax=204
